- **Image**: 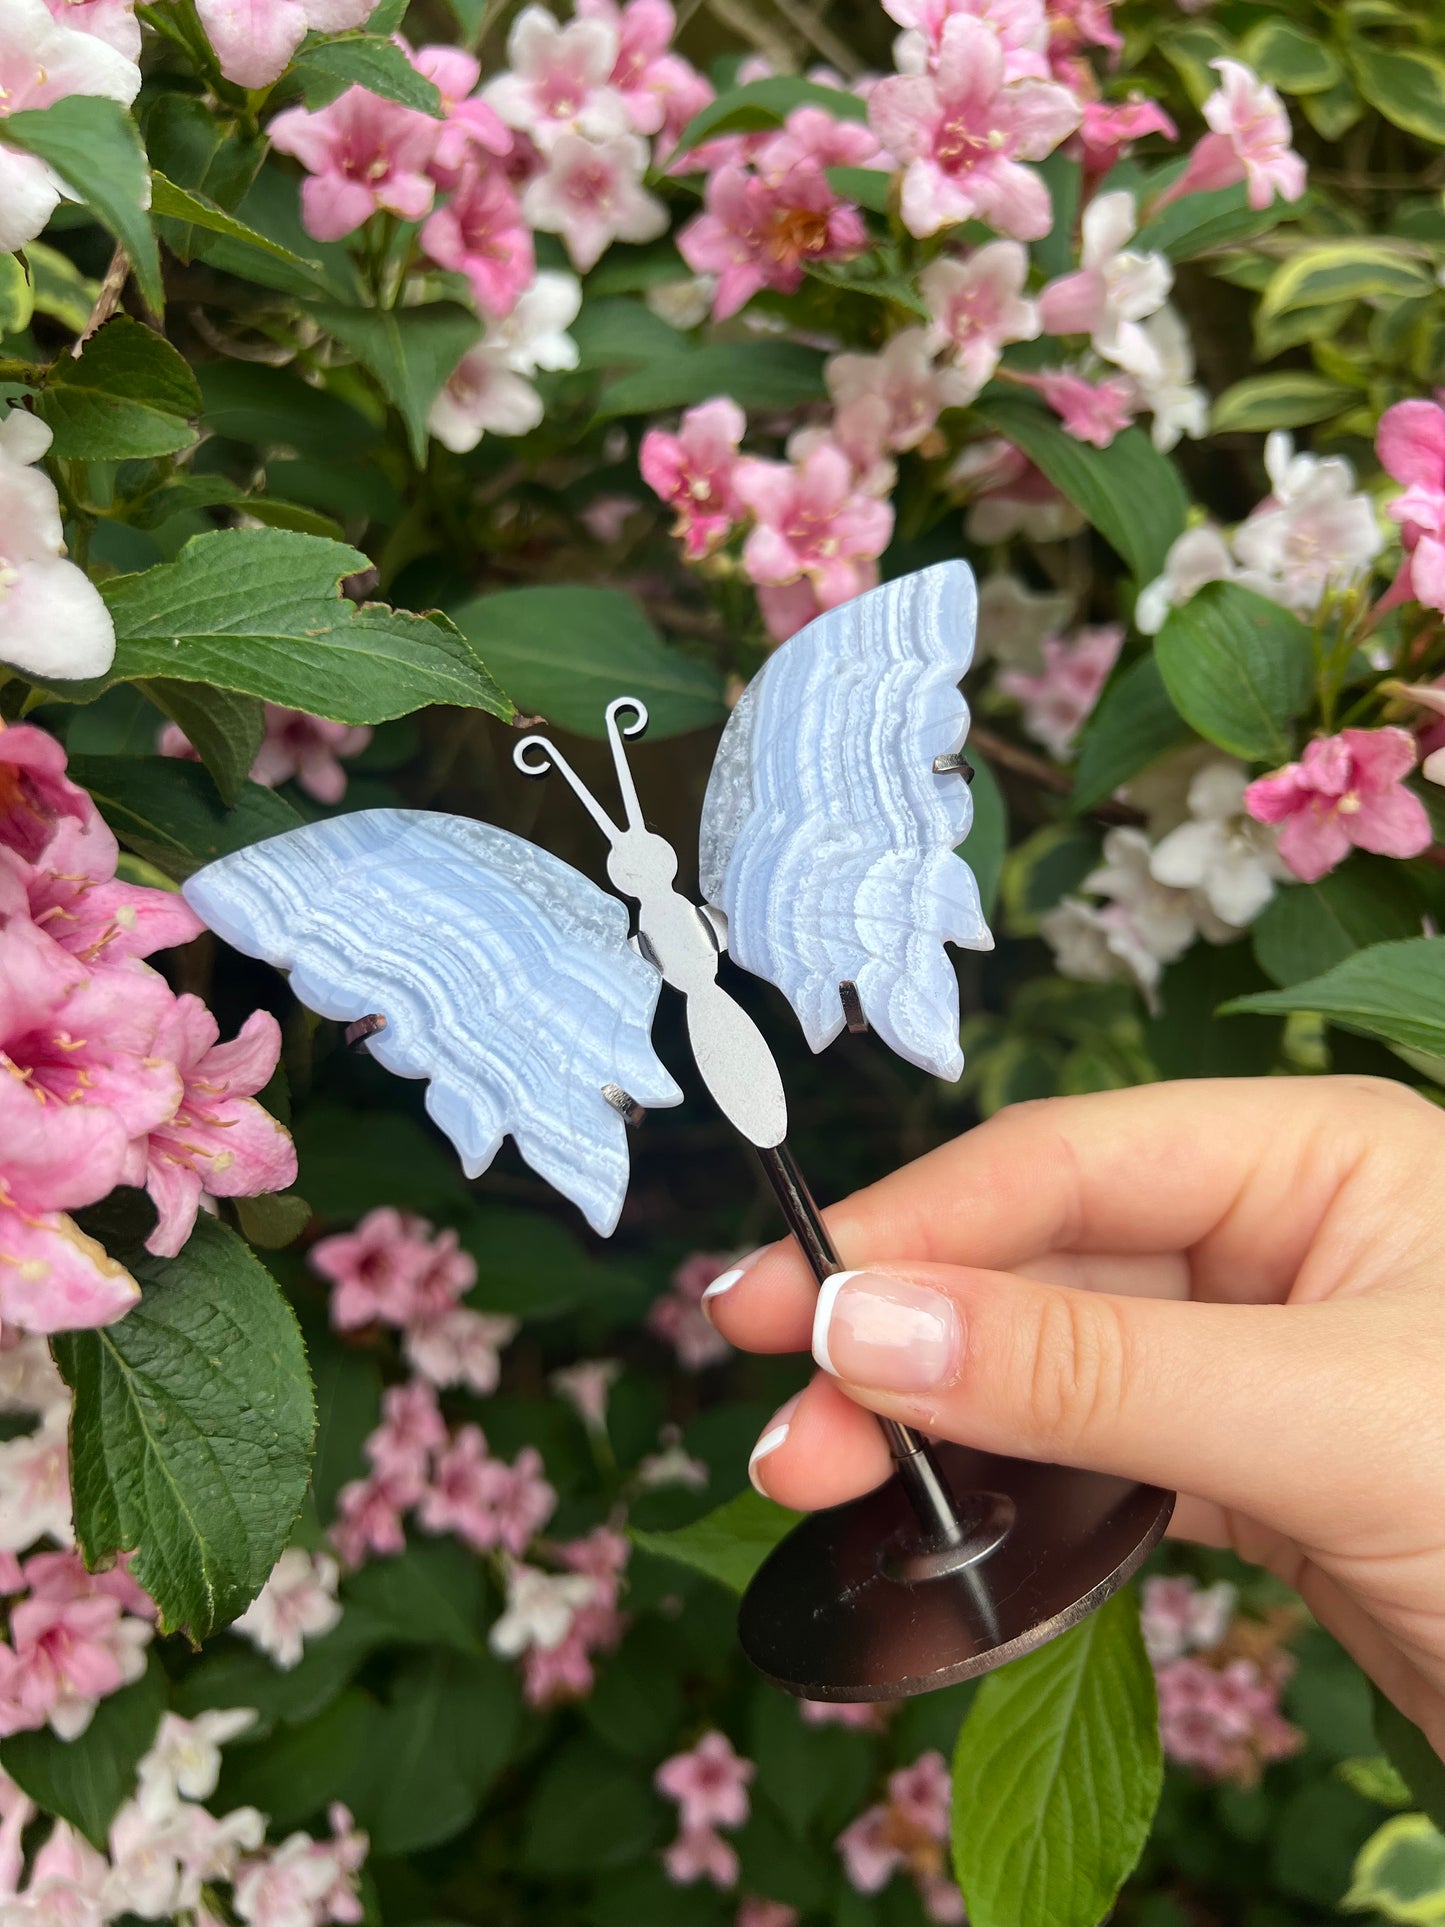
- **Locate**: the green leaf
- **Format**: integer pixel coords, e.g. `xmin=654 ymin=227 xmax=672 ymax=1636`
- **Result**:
xmin=292 ymin=1104 xmax=470 ymax=1218
xmin=1252 ymin=861 xmax=1425 ymax=986
xmin=1211 ymin=372 xmax=1360 ymax=434
xmin=971 ymin=393 xmax=1187 ymax=583
xmin=570 ymin=296 xmax=690 ymax=370
xmin=99 ymin=529 xmax=512 ymax=725
xmin=1375 ymin=1688 xmax=1445 ymax=1834
xmin=1344 ymin=1813 xmax=1445 ymax=1922
xmin=825 ymin=164 xmax=892 ymax=214
xmin=342 ymin=1538 xmax=488 ymax=1654
xmin=0 ymin=1659 xmax=164 ymax=1849
xmin=521 ymin=1737 xmax=665 ymax=1874
xmin=291 ymin=32 xmax=444 ymax=115
xmin=1240 ymin=19 xmax=1342 ymax=93
xmin=951 ymin=1590 xmax=1162 ymax=1927
xmin=1 ymin=98 xmax=161 ymax=314
xmin=632 ymin=1488 xmax=799 ymax=1593
xmin=1349 ymin=42 xmax=1445 ymax=143
xmin=33 ymin=316 xmax=199 ymax=459
xmin=1338 ymin=1754 xmax=1415 ymax=1810
xmin=217 ymin=1688 xmax=376 ymax=1828
xmin=174 ymin=1615 xmax=377 ymax=1733
xmin=150 ymin=170 xmax=317 ymax=270
xmin=673 ymin=75 xmax=867 ymax=156
xmin=963 ymin=750 xmax=1006 ymax=921
xmin=1072 ymin=655 xmax=1193 ymax=812
xmin=53 ymin=1216 xmax=316 ymax=1642
xmin=311 ymin=302 xmax=478 ymax=463
xmin=1133 ymin=180 xmax=1290 ymax=262
xmin=1154 ymin=581 xmax=1313 ymax=762
xmin=68 ymin=753 xmax=304 ymax=881
xmin=25 ymin=241 xmax=99 ymax=332
xmin=1221 ymin=937 xmax=1445 ymax=1057
xmin=198 ymin=362 xmax=379 ymax=458
xmin=352 ymin=1650 xmax=520 ymax=1855
xmin=450 ymin=584 xmax=724 ymax=737
xmin=594 ymin=342 xmax=826 ymax=419
xmin=232 ymin=1191 xmax=312 ymax=1248
xmin=1302 ymin=74 xmax=1365 ymax=139
xmin=0 ymin=252 xmax=33 ymax=335
xmin=135 ymin=678 xmax=264 ymax=807
xmin=1259 ymin=241 xmax=1435 ymax=322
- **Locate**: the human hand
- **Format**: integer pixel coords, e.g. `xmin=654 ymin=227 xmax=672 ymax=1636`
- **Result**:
xmin=704 ymin=1077 xmax=1445 ymax=1753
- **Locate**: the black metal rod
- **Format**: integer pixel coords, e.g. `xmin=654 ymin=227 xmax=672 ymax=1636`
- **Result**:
xmin=755 ymin=1141 xmax=967 ymax=1549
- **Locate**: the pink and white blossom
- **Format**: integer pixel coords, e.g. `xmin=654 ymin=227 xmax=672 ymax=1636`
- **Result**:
xmin=0 ymin=1407 xmax=71 ymax=1553
xmin=952 ymin=436 xmax=1084 ymax=543
xmin=484 ymin=4 xmax=630 ymax=150
xmin=640 ymin=398 xmax=747 ymax=558
xmin=420 ymin=164 xmax=536 ymax=320
xmin=522 ymin=129 xmax=667 ymax=272
xmin=549 ymin=1358 xmax=621 ymax=1432
xmin=194 ymin=0 xmax=378 ymax=90
xmin=975 ymin=570 xmax=1073 ymax=670
xmin=1027 ymin=367 xmax=1138 ymax=447
xmin=410 ymin=43 xmax=512 ymax=188
xmin=233 ymin=1551 xmax=342 ymax=1671
xmin=0 ymin=1551 xmax=152 ymax=1740
xmin=136 ymin=1710 xmax=257 ymax=1819
xmin=655 ymin=1731 xmax=755 ymax=1833
xmin=1037 ymin=190 xmax=1172 ymax=380
xmin=1075 ymin=95 xmax=1176 ymax=177
xmin=1155 ymin=1654 xmax=1302 ymax=1784
xmin=868 ymin=14 xmax=1080 ymax=240
xmin=269 ymin=89 xmax=440 ymax=243
xmin=1140 ymin=1573 xmax=1237 ymax=1665
xmin=1135 ymin=522 xmax=1236 ymax=635
xmin=678 ymin=162 xmax=867 ymax=319
xmin=404 ymin=1305 xmax=518 ymax=1394
xmin=429 ymin=269 xmax=581 ymax=452
xmin=664 ymin=1826 xmax=740 ymax=1889
xmin=825 ymin=329 xmax=972 ymax=452
xmin=647 ymin=1251 xmax=737 ymax=1367
xmin=1129 ymin=305 xmax=1208 ymax=452
xmin=1041 ymin=827 xmax=1206 ymax=1004
xmin=575 ymin=0 xmax=712 ymax=144
xmin=1377 ymin=396 xmax=1445 ymax=615
xmin=1244 ymin=728 xmax=1432 ymax=883
xmin=0 ymin=411 xmax=116 ymax=682
xmin=735 ymin=444 xmax=894 ymax=617
xmin=1163 ymin=59 xmax=1306 ymax=212
xmin=997 ymin=620 xmax=1122 ymax=758
xmin=161 ymin=706 xmax=373 ymax=806
xmin=1232 ymin=432 xmax=1382 ymax=616
xmin=1149 ymin=760 xmax=1287 ymax=927
xmin=884 ymin=0 xmax=1049 ymax=82
xmin=919 ymin=240 xmax=1039 ymax=401
xmin=42 ymin=0 xmax=139 ymax=61
xmin=755 ymin=103 xmax=881 ymax=177
xmin=489 ymin=1562 xmax=597 ymax=1657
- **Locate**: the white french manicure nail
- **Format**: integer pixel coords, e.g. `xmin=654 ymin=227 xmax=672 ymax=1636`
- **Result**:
xmin=748 ymin=1392 xmax=801 ymax=1495
xmin=811 ymin=1269 xmax=859 ymax=1377
xmin=701 ymin=1249 xmax=762 ymax=1320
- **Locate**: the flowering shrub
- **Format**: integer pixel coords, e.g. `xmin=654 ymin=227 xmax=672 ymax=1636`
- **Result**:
xmin=2 ymin=0 xmax=1445 ymax=1917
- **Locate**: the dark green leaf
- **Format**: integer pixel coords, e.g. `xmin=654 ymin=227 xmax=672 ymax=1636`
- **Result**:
xmin=34 ymin=316 xmax=198 ymax=459
xmin=342 ymin=1538 xmax=488 ymax=1654
xmin=0 ymin=1659 xmax=164 ymax=1849
xmin=825 ymin=164 xmax=893 ymax=214
xmin=1072 ymin=655 xmax=1193 ymax=812
xmin=1349 ymin=42 xmax=1445 ymax=142
xmin=232 ymin=1191 xmax=312 ymax=1248
xmin=521 ymin=1737 xmax=665 ymax=1873
xmin=971 ymin=394 xmax=1188 ymax=583
xmin=100 ymin=529 xmax=512 ymax=724
xmin=2 ymin=98 xmax=161 ymax=313
xmin=67 ymin=754 xmax=303 ymax=881
xmin=459 ymin=1205 xmax=640 ymax=1321
xmin=1252 ymin=861 xmax=1425 ymax=986
xmin=951 ymin=1591 xmax=1162 ymax=1927
xmin=198 ymin=362 xmax=379 ymax=458
xmin=1221 ymin=936 xmax=1445 ymax=1056
xmin=673 ymin=75 xmax=867 ymax=156
xmin=1154 ymin=581 xmax=1313 ymax=761
xmin=1374 ymin=1687 xmax=1445 ymax=1833
xmin=174 ymin=1616 xmax=377 ymax=1732
xmin=150 ymin=170 xmax=317 ymax=270
xmin=962 ymin=749 xmax=1006 ymax=920
xmin=450 ymin=584 xmax=724 ymax=737
xmin=217 ymin=1688 xmax=377 ymax=1828
xmin=312 ymin=302 xmax=478 ymax=463
xmin=595 ymin=342 xmax=826 ymax=418
xmin=53 ymin=1217 xmax=316 ymax=1641
xmin=292 ymin=33 xmax=444 ymax=115
xmin=352 ymin=1650 xmax=520 ymax=1855
xmin=292 ymin=1104 xmax=469 ymax=1218
xmin=632 ymin=1488 xmax=799 ymax=1593
xmin=135 ymin=679 xmax=263 ymax=807
xmin=570 ymin=297 xmax=690 ymax=369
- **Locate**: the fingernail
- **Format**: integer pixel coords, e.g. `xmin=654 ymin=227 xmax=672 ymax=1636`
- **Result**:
xmin=701 ymin=1249 xmax=762 ymax=1322
xmin=748 ymin=1392 xmax=801 ymax=1495
xmin=812 ymin=1272 xmax=960 ymax=1393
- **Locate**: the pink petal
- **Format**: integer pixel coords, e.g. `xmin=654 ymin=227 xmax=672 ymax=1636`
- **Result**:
xmin=1348 ymin=785 xmax=1432 ymax=861
xmin=1377 ymin=399 xmax=1445 ymax=492
xmin=0 ymin=1205 xmax=139 ymax=1333
xmin=1276 ymin=806 xmax=1351 ymax=883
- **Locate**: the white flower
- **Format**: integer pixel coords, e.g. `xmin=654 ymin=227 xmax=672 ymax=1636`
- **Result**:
xmin=233 ymin=1549 xmax=342 ymax=1671
xmin=973 ymin=572 xmax=1073 ymax=671
xmin=489 ymin=1563 xmax=595 ymax=1657
xmin=1135 ymin=522 xmax=1236 ymax=635
xmin=0 ymin=411 xmax=116 ymax=680
xmin=0 ymin=0 xmax=141 ymax=252
xmin=405 ymin=1306 xmax=518 ymax=1395
xmin=1041 ymin=827 xmax=1201 ymax=1006
xmin=135 ymin=1709 xmax=256 ymax=1820
xmin=0 ymin=1334 xmax=69 ymax=1417
xmin=0 ymin=1406 xmax=72 ymax=1553
xmin=1131 ymin=306 xmax=1208 ymax=453
xmin=1232 ymin=430 xmax=1383 ymax=615
xmin=427 ymin=271 xmax=581 ymax=453
xmin=1149 ymin=760 xmax=1288 ymax=928
xmin=826 ymin=328 xmax=973 ymax=452
xmin=483 ymin=4 xmax=629 ymax=150
xmin=1038 ymin=191 xmax=1173 ymax=381
xmin=549 ymin=1358 xmax=621 ymax=1433
xmin=635 ymin=1441 xmax=710 ymax=1491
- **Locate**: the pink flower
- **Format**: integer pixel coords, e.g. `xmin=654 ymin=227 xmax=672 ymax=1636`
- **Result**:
xmin=737 ymin=1902 xmax=800 ymax=1927
xmin=269 ymin=89 xmax=440 ymax=242
xmin=1036 ymin=190 xmax=1172 ymax=379
xmin=664 ymin=1826 xmax=740 ymax=1889
xmin=549 ymin=1358 xmax=621 ymax=1432
xmin=162 ymin=706 xmax=373 ymax=806
xmin=139 ymin=996 xmax=296 ymax=1259
xmin=1140 ymin=1573 xmax=1235 ymax=1664
xmin=1075 ymin=95 xmax=1176 ymax=177
xmin=484 ymin=3 xmax=630 ymax=149
xmin=868 ymin=15 xmax=1080 ymax=240
xmin=887 ymin=1752 xmax=951 ymax=1838
xmin=920 ymin=239 xmax=1039 ymax=399
xmin=410 ymin=43 xmax=512 ymax=187
xmin=0 ymin=1551 xmax=151 ymax=1739
xmin=885 ymin=0 xmax=1049 ymax=79
xmin=420 ymin=164 xmax=535 ymax=320
xmin=736 ymin=444 xmax=894 ymax=611
xmin=1387 ymin=681 xmax=1445 ymax=787
xmin=575 ymin=0 xmax=713 ymax=144
xmin=365 ymin=1378 xmax=447 ymax=1499
xmin=41 ymin=0 xmax=139 ymax=60
xmin=1377 ymin=396 xmax=1445 ymax=614
xmin=1044 ymin=0 xmax=1121 ymax=75
xmin=1155 ymin=1655 xmax=1302 ymax=1784
xmin=311 ymin=1206 xmax=434 ymax=1330
xmin=646 ymin=1250 xmax=735 ymax=1369
xmin=788 ymin=398 xmax=896 ymax=500
xmin=233 ymin=1549 xmax=341 ymax=1670
xmin=521 ymin=129 xmax=667 ymax=272
xmin=998 ymin=622 xmax=1123 ymax=757
xmin=656 ymin=1731 xmax=755 ymax=1833
xmin=837 ymin=1805 xmax=901 ymax=1894
xmin=640 ymin=398 xmax=747 ymax=559
xmin=953 ymin=435 xmax=1084 ymax=543
xmin=755 ymin=103 xmax=881 ymax=177
xmin=1244 ymin=728 xmax=1433 ymax=883
xmin=0 ymin=1406 xmax=71 ymax=1553
xmin=678 ymin=162 xmax=867 ymax=320
xmin=193 ymin=0 xmax=377 ymax=90
xmin=416 ymin=1426 xmax=499 ymax=1549
xmin=1028 ymin=367 xmax=1137 ymax=446
xmin=1164 ymin=59 xmax=1305 ymax=213
xmin=521 ymin=1628 xmax=597 ymax=1706
xmin=330 ymin=1471 xmax=409 ymax=1568
xmin=12 ymin=814 xmax=203 ymax=966
xmin=405 ymin=1305 xmax=518 ymax=1394
xmin=825 ymin=329 xmax=971 ymax=453
xmin=0 ymin=725 xmax=92 ymax=865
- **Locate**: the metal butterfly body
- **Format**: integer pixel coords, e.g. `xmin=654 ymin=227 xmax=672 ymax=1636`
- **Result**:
xmin=183 ymin=560 xmax=992 ymax=1235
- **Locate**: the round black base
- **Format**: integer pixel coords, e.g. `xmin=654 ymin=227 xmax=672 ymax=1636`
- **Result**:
xmin=737 ymin=1444 xmax=1174 ymax=1702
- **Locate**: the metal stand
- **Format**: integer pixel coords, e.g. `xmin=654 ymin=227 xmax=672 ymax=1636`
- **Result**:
xmin=739 ymin=1143 xmax=1175 ymax=1702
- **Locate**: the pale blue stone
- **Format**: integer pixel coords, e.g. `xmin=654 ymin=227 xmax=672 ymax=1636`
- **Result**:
xmin=699 ymin=561 xmax=992 ymax=1081
xmin=183 ymin=811 xmax=682 ymax=1236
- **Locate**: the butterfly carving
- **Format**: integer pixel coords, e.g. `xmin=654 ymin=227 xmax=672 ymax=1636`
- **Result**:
xmin=183 ymin=560 xmax=992 ymax=1235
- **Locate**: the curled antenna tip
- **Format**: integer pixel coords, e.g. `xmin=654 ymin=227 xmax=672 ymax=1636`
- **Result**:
xmin=513 ymin=734 xmax=556 ymax=778
xmin=605 ymin=695 xmax=649 ymax=739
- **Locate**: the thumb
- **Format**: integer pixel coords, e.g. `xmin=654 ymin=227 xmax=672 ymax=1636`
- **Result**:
xmin=809 ymin=1264 xmax=1374 ymax=1545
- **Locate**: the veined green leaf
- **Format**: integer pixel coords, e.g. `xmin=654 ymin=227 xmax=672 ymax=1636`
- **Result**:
xmin=1221 ymin=936 xmax=1445 ymax=1057
xmin=1154 ymin=581 xmax=1313 ymax=762
xmin=2 ymin=98 xmax=161 ymax=313
xmin=632 ymin=1489 xmax=800 ymax=1593
xmin=1259 ymin=241 xmax=1434 ymax=322
xmin=35 ymin=315 xmax=199 ymax=460
xmin=1349 ymin=42 xmax=1445 ymax=143
xmin=1211 ymin=372 xmax=1360 ymax=433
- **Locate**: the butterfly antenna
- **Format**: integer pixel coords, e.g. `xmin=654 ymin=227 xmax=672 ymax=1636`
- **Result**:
xmin=513 ymin=733 xmax=622 ymax=843
xmin=603 ymin=696 xmax=649 ymax=833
